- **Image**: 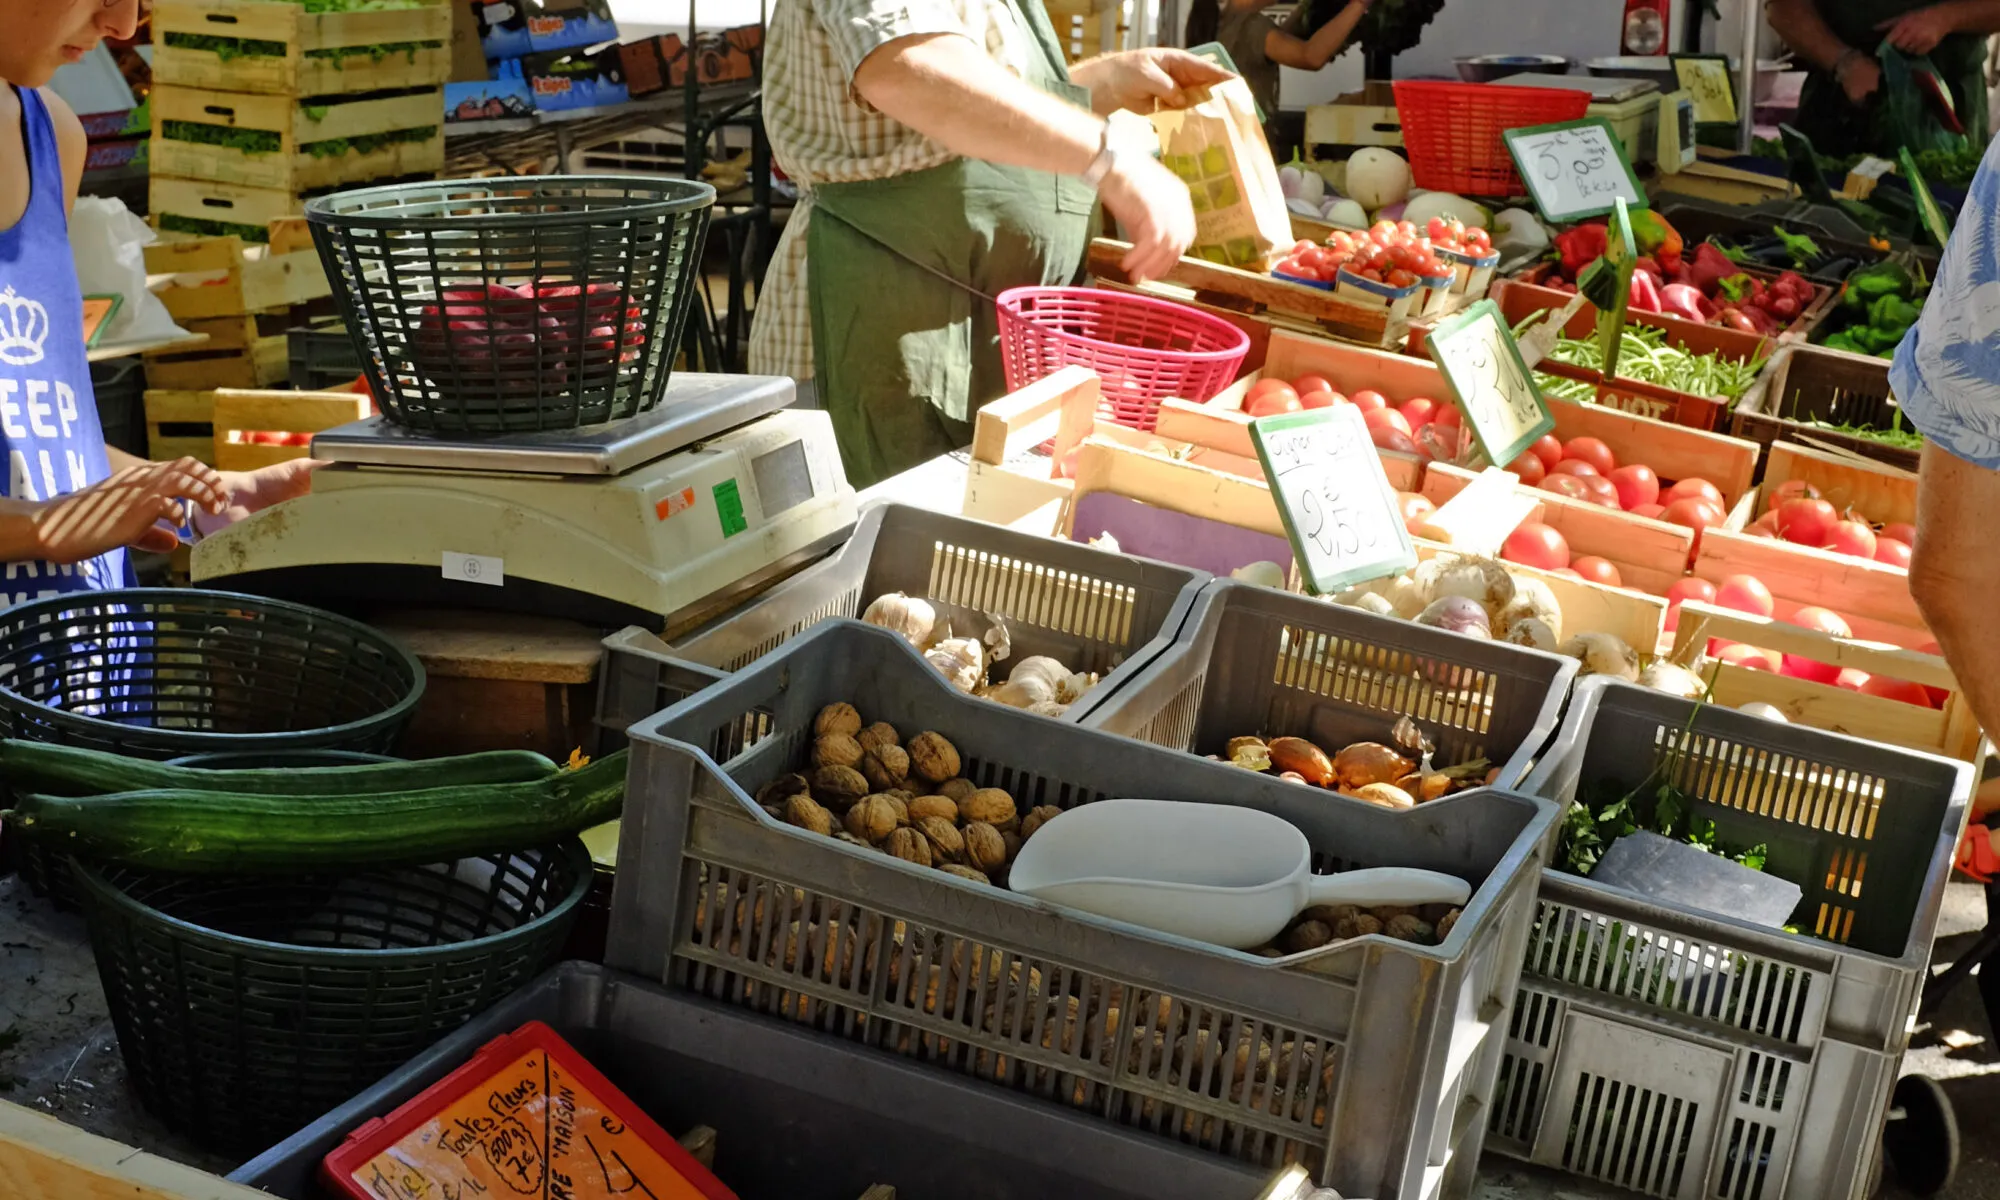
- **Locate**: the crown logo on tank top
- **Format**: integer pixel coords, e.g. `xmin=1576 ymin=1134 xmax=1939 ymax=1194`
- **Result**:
xmin=0 ymin=288 xmax=49 ymax=367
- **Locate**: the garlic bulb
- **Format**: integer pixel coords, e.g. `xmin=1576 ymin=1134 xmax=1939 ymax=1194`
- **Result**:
xmin=1026 ymin=700 xmax=1069 ymax=718
xmin=1559 ymin=632 xmax=1640 ymax=682
xmin=983 ymin=617 xmax=1012 ymax=666
xmin=863 ymin=592 xmax=937 ymax=648
xmin=988 ymin=674 xmax=1058 ymax=708
xmin=1056 ymin=670 xmax=1099 ymax=705
xmin=1008 ymin=656 xmax=1069 ymax=692
xmin=924 ymin=637 xmax=985 ymax=693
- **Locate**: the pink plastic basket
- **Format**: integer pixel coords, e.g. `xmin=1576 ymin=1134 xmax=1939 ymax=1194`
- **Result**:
xmin=996 ymin=287 xmax=1250 ymax=432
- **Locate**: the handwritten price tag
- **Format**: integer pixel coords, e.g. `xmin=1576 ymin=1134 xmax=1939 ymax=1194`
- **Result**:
xmin=1249 ymin=405 xmax=1414 ymax=595
xmin=1671 ymin=54 xmax=1737 ymax=125
xmin=1424 ymin=297 xmax=1555 ymax=470
xmin=1503 ymin=118 xmax=1646 ymax=223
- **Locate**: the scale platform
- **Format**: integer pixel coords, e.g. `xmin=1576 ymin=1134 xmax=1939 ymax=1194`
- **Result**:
xmin=193 ymin=374 xmax=859 ymax=629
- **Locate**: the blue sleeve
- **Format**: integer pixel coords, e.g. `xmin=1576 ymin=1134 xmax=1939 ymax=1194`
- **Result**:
xmin=1889 ymin=136 xmax=2000 ymax=468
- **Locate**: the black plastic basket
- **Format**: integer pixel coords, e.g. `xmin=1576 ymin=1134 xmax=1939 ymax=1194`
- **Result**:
xmin=74 ymin=839 xmax=591 ymax=1155
xmin=307 ymin=176 xmax=714 ymax=433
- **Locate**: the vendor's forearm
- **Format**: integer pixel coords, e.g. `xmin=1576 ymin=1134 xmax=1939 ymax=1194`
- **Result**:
xmin=106 ymin=447 xmax=145 ymax=472
xmin=1764 ymin=0 xmax=1853 ymax=69
xmin=854 ymin=34 xmax=1106 ymax=178
xmin=1930 ymin=0 xmax=2000 ymax=34
xmin=0 ymin=499 xmax=46 ymax=563
xmin=1270 ymin=0 xmax=1365 ymax=70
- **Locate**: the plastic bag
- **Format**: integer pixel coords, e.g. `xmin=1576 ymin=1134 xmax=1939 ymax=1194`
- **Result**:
xmin=1148 ymin=77 xmax=1293 ymax=270
xmin=1877 ymin=43 xmax=1966 ymax=154
xmin=69 ymin=196 xmax=187 ymax=349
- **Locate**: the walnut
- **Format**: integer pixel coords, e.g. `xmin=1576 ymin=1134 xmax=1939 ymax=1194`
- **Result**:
xmin=862 ymin=743 xmax=911 ymax=792
xmin=1369 ymin=906 xmax=1416 ymax=924
xmin=1334 ymin=913 xmax=1384 ymax=940
xmin=907 ymin=731 xmax=961 ymax=784
xmin=882 ymin=793 xmax=910 ymax=826
xmin=783 ymin=794 xmax=834 ymax=837
xmin=810 ymin=765 xmax=870 ymax=810
xmin=1301 ymin=904 xmax=1359 ymax=927
xmin=999 ymin=830 xmax=1022 ymax=863
xmin=908 ymin=795 xmax=959 ymax=824
xmin=937 ymin=778 xmax=977 ymax=803
xmin=1436 ymin=908 xmax=1462 ymax=942
xmin=963 ymin=821 xmax=1007 ymax=873
xmin=885 ymin=826 xmax=933 ymax=867
xmin=937 ymin=864 xmax=991 ymax=885
xmin=814 ymin=703 xmax=862 ymax=738
xmin=857 ymin=722 xmax=901 ymax=753
xmin=1254 ymin=946 xmax=1286 ymax=959
xmin=1281 ymin=920 xmax=1333 ymax=955
xmin=812 ymin=734 xmax=864 ymax=770
xmin=846 ymin=794 xmax=903 ymax=844
xmin=959 ymin=788 xmax=1018 ymax=831
xmin=1019 ymin=805 xmax=1062 ymax=841
xmin=755 ymin=773 xmax=809 ymax=807
xmin=916 ymin=815 xmax=965 ymax=863
xmin=1384 ymin=914 xmax=1436 ymax=945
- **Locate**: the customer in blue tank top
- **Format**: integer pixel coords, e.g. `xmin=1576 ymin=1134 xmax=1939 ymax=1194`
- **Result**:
xmin=0 ymin=0 xmax=316 ymax=609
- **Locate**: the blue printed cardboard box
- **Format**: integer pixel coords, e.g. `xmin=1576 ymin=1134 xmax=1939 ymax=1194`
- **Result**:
xmin=472 ymin=0 xmax=531 ymax=59
xmin=474 ymin=0 xmax=616 ymax=60
xmin=497 ymin=47 xmax=629 ymax=112
xmin=445 ymin=78 xmax=536 ymax=124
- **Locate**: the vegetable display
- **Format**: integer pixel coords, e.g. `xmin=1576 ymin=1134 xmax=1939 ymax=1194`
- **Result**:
xmin=1273 ymin=217 xmax=1491 ymax=290
xmin=1239 ymin=368 xmax=1468 ymax=462
xmin=1539 ymin=319 xmax=1768 ymax=402
xmin=1542 ymin=213 xmax=1816 ymax=336
xmin=1817 ymin=259 xmax=1930 ymax=360
xmin=1219 ymin=716 xmax=1493 ymax=810
xmin=1703 ymin=225 xmax=1865 ymax=285
xmin=858 ymin=592 xmax=1101 ymax=717
xmin=413 ymin=280 xmax=650 ymax=391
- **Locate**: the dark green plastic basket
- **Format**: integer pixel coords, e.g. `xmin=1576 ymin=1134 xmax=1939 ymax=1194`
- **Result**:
xmin=75 ymin=838 xmax=591 ymax=1155
xmin=307 ymin=176 xmax=714 ymax=433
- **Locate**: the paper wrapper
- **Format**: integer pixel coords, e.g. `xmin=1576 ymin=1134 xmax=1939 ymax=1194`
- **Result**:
xmin=1148 ymin=77 xmax=1292 ymax=272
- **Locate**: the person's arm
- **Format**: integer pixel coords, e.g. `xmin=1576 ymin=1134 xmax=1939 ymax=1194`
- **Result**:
xmin=41 ymin=87 xmax=87 ymax=220
xmin=1069 ymin=47 xmax=1235 ymax=115
xmin=1265 ymin=0 xmax=1367 ymax=71
xmin=1878 ymin=1 xmax=2000 ymax=54
xmin=1909 ymin=442 xmax=2000 ymax=822
xmin=1766 ymin=0 xmax=1882 ymax=101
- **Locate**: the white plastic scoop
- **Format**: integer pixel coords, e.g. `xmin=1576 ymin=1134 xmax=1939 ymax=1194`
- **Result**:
xmin=1008 ymin=799 xmax=1472 ymax=950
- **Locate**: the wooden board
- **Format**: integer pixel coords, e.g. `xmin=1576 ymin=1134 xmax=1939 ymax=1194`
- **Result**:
xmin=152 ymin=83 xmax=444 ymax=193
xmin=212 ymin=387 xmax=370 ymax=469
xmin=139 ymin=333 xmax=289 ymax=390
xmin=152 ymin=0 xmax=451 ymax=95
xmin=1544 ymin=395 xmax=1761 ymax=505
xmin=1692 ymin=527 xmax=1925 ymax=642
xmin=365 ymin=609 xmax=607 ymax=684
xmin=1757 ymin=439 xmax=1917 ymax=528
xmin=0 ymin=1099 xmax=269 ymax=1200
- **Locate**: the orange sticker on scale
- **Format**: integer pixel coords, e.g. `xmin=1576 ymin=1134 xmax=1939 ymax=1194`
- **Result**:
xmin=655 ymin=487 xmax=696 ymax=521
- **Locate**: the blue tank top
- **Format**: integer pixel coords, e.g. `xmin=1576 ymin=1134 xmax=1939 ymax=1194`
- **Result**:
xmin=0 ymin=87 xmax=128 ymax=608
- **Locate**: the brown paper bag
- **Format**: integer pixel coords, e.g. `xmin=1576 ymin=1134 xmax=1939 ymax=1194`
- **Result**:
xmin=1148 ymin=77 xmax=1293 ymax=271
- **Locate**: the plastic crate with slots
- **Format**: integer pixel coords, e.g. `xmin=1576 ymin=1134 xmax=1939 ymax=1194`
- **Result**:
xmin=1487 ymin=677 xmax=1971 ymax=1200
xmin=1082 ymin=579 xmax=1580 ymax=791
xmin=595 ymin=502 xmax=1210 ymax=742
xmin=605 ymin=619 xmax=1560 ymax=1200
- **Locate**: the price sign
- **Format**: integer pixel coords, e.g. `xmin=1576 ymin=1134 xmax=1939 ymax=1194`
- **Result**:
xmin=1504 ymin=118 xmax=1647 ymax=223
xmin=81 ymin=295 xmax=120 ymax=348
xmin=1899 ymin=147 xmax=1954 ymax=249
xmin=1249 ymin=404 xmax=1415 ymax=595
xmin=1425 ymin=297 xmax=1555 ymax=470
xmin=1597 ymin=199 xmax=1638 ymax=379
xmin=1671 ymin=54 xmax=1737 ymax=125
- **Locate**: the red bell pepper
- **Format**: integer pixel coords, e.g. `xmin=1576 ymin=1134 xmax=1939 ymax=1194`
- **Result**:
xmin=1689 ymin=243 xmax=1738 ymax=294
xmin=1629 ymin=209 xmax=1684 ymax=276
xmin=1555 ymin=223 xmax=1609 ymax=280
xmin=1629 ymin=269 xmax=1663 ymax=314
xmin=1660 ymin=283 xmax=1707 ymax=323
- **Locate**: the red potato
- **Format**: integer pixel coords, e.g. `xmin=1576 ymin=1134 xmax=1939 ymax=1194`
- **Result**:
xmin=1781 ymin=607 xmax=1852 ymax=685
xmin=1292 ymin=374 xmax=1335 ymax=397
xmin=1715 ymin=574 xmax=1775 ymax=617
xmin=1882 ymin=522 xmax=1917 ymax=546
xmin=1530 ymin=434 xmax=1564 ymax=471
xmin=1349 ymin=389 xmax=1389 ymax=413
xmin=1561 ymin=436 xmax=1617 ymax=475
xmin=1822 ymin=520 xmax=1877 ymax=559
xmin=1364 ymin=407 xmax=1412 ymax=438
xmin=1505 ymin=452 xmax=1546 ymax=485
xmin=1397 ymin=492 xmax=1436 ymax=533
xmin=1577 ymin=475 xmax=1622 ymax=509
xmin=1663 ymin=478 xmax=1724 ymax=507
xmin=1776 ymin=498 xmax=1838 ymax=547
xmin=1550 ymin=459 xmax=1600 ymax=478
xmin=1538 ymin=474 xmax=1590 ymax=501
xmin=1299 ymin=390 xmax=1342 ymax=410
xmin=1570 ymin=556 xmax=1623 ymax=587
xmin=1606 ymin=465 xmax=1660 ymax=511
xmin=1874 ymin=537 xmax=1914 ymax=568
xmin=1502 ymin=522 xmax=1571 ymax=571
xmin=1399 ymin=397 xmax=1437 ymax=427
xmin=1663 ymin=577 xmax=1717 ymax=632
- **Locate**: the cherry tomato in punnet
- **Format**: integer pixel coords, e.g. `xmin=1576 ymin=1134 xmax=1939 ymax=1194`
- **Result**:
xmin=1664 ymin=577 xmax=1718 ymax=632
xmin=1530 ymin=434 xmax=1564 ymax=471
xmin=1631 ymin=502 xmax=1667 ymax=519
xmin=1399 ymin=397 xmax=1437 ymax=428
xmin=1550 ymin=459 xmax=1600 ymax=478
xmin=1350 ymin=389 xmax=1389 ymax=413
xmin=1298 ymin=389 xmax=1341 ymax=410
xmin=1664 ymin=477 xmax=1724 ymax=507
xmin=1821 ymin=520 xmax=1877 ymax=559
xmin=1538 ymin=474 xmax=1590 ymax=501
xmin=1244 ymin=391 xmax=1302 ymax=418
xmin=1502 ymin=522 xmax=1571 ymax=571
xmin=1776 ymin=498 xmax=1837 ymax=546
xmin=1716 ymin=574 xmax=1775 ymax=617
xmin=1763 ymin=479 xmax=1821 ymax=514
xmin=1718 ymin=643 xmax=1780 ymax=672
xmin=1561 ymin=437 xmax=1617 ymax=475
xmin=1364 ymin=407 xmax=1412 ymax=438
xmin=1292 ymin=375 xmax=1335 ymax=397
xmin=1881 ymin=522 xmax=1917 ymax=547
xmin=1606 ymin=464 xmax=1660 ymax=511
xmin=1578 ymin=475 xmax=1622 ymax=508
xmin=1397 ymin=492 xmax=1435 ymax=534
xmin=1571 ymin=556 xmax=1623 ymax=587
xmin=1874 ymin=537 xmax=1913 ymax=568
xmin=1505 ymin=451 xmax=1546 ymax=485
xmin=1371 ymin=427 xmax=1419 ymax=455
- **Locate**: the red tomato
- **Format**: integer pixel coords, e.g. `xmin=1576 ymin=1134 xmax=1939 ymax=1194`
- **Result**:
xmin=1551 ymin=567 xmax=1584 ymax=580
xmin=1780 ymin=607 xmax=1852 ymax=684
xmin=1549 ymin=459 xmax=1600 ymax=478
xmin=1502 ymin=522 xmax=1571 ymax=570
xmin=1504 ymin=451 xmax=1546 ymax=485
xmin=1428 ymin=403 xmax=1462 ymax=430
xmin=1763 ymin=479 xmax=1822 ymax=514
xmin=1663 ymin=477 xmax=1724 ymax=507
xmin=1776 ymin=498 xmax=1838 ymax=546
xmin=1350 ymin=389 xmax=1389 ymax=413
xmin=1881 ymin=522 xmax=1917 ymax=547
xmin=1717 ymin=643 xmax=1780 ymax=672
xmin=1292 ymin=374 xmax=1335 ymax=397
xmin=1245 ymin=391 xmax=1302 ymax=418
xmin=1577 ymin=475 xmax=1622 ymax=508
xmin=1397 ymin=492 xmax=1436 ymax=534
xmin=1399 ymin=397 xmax=1437 ymax=428
xmin=1663 ymin=577 xmax=1718 ymax=632
xmin=1570 ymin=556 xmax=1623 ymax=587
xmin=1916 ymin=641 xmax=1952 ymax=707
xmin=1715 ymin=574 xmax=1775 ymax=617
xmin=1247 ymin=378 xmax=1299 ymax=403
xmin=1834 ymin=668 xmax=1871 ymax=692
xmin=1561 ymin=437 xmax=1617 ymax=475
xmin=1372 ymin=427 xmax=1419 ymax=455
xmin=1606 ymin=464 xmax=1660 ymax=511
xmin=1861 ymin=674 xmax=1935 ymax=707
xmin=1821 ymin=520 xmax=1877 ymax=559
xmin=1873 ymin=537 xmax=1913 ymax=568
xmin=1530 ymin=434 xmax=1564 ymax=470
xmin=1364 ymin=407 xmax=1412 ymax=437
xmin=1538 ymin=474 xmax=1591 ymax=501
xmin=1661 ymin=497 xmax=1726 ymax=554
xmin=1745 ymin=513 xmax=1782 ymax=539
xmin=1631 ymin=502 xmax=1667 ymax=519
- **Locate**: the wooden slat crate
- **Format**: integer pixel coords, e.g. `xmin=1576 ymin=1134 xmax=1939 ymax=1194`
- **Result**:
xmin=142 ymin=314 xmax=289 ymax=389
xmin=152 ymin=0 xmax=451 ymax=95
xmin=145 ymin=226 xmax=331 ymax=320
xmin=213 ymin=387 xmax=370 ymax=470
xmin=1044 ymin=0 xmax=1128 ymax=63
xmin=1730 ymin=343 xmax=1917 ymax=475
xmin=143 ymin=387 xmax=221 ymax=463
xmin=152 ymin=83 xmax=443 ymax=193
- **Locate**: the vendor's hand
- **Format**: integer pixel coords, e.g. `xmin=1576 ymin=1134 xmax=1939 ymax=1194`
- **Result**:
xmin=1074 ymin=47 xmax=1235 ymax=115
xmin=1841 ymin=55 xmax=1883 ymax=105
xmin=31 ymin=457 xmax=226 ymax=562
xmin=1100 ymin=154 xmax=1196 ymax=283
xmin=1878 ymin=6 xmax=1954 ymax=55
xmin=196 ymin=458 xmax=325 ymax=535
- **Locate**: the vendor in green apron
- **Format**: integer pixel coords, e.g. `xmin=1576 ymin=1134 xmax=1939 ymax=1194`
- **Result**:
xmin=1767 ymin=0 xmax=1997 ymax=157
xmin=747 ymin=0 xmax=1231 ymax=488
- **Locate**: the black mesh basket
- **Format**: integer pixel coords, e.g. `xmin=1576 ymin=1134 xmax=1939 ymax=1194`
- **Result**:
xmin=307 ymin=176 xmax=714 ymax=433
xmin=74 ymin=839 xmax=591 ymax=1155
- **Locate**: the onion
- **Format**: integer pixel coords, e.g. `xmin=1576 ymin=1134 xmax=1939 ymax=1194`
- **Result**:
xmin=1417 ymin=595 xmax=1492 ymax=639
xmin=1638 ymin=661 xmax=1707 ymax=699
xmin=1559 ymin=632 xmax=1640 ymax=681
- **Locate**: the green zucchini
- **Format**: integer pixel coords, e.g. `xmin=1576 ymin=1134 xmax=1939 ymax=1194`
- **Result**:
xmin=7 ymin=749 xmax=627 ymax=873
xmin=0 ymin=739 xmax=559 ymax=798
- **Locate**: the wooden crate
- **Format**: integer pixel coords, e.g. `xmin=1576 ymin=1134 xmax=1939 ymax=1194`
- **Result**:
xmin=142 ymin=314 xmax=289 ymax=389
xmin=152 ymin=0 xmax=451 ymax=95
xmin=144 ymin=227 xmax=331 ymax=320
xmin=1044 ymin=0 xmax=1128 ymax=64
xmin=213 ymin=387 xmax=371 ymax=470
xmin=1730 ymin=343 xmax=1918 ymax=475
xmin=152 ymin=83 xmax=443 ymax=193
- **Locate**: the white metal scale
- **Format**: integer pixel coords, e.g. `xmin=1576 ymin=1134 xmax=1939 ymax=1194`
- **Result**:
xmin=192 ymin=374 xmax=858 ymax=628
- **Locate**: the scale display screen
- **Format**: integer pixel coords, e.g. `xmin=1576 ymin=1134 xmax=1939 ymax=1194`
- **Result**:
xmin=753 ymin=439 xmax=813 ymax=518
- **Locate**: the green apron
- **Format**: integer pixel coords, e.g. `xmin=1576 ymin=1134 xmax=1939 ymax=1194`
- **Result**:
xmin=807 ymin=0 xmax=1097 ymax=489
xmin=1794 ymin=0 xmax=1987 ymax=158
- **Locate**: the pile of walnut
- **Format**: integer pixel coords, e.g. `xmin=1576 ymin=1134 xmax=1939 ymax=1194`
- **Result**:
xmin=1218 ymin=716 xmax=1497 ymax=810
xmin=861 ymin=592 xmax=1102 ymax=718
xmin=1261 ymin=902 xmax=1463 ymax=953
xmin=758 ymin=702 xmax=1063 ymax=887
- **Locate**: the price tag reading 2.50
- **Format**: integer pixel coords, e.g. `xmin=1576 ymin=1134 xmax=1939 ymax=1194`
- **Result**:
xmin=1425 ymin=297 xmax=1555 ymax=471
xmin=1249 ymin=405 xmax=1415 ymax=595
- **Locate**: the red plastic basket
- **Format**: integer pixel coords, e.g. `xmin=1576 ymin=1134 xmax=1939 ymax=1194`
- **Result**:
xmin=1392 ymin=80 xmax=1591 ymax=197
xmin=996 ymin=286 xmax=1250 ymax=432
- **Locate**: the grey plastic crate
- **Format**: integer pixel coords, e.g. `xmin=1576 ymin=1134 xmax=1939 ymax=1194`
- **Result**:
xmin=1085 ymin=579 xmax=1580 ymax=790
xmin=287 ymin=315 xmax=362 ymax=392
xmin=232 ymin=962 xmax=1266 ymax=1200
xmin=1488 ymin=678 xmax=1973 ymax=1200
xmin=607 ymin=618 xmax=1560 ymax=1200
xmin=596 ymin=501 xmax=1210 ymax=742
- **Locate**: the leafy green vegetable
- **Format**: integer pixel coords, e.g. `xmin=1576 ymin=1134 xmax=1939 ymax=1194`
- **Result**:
xmin=161 ymin=120 xmax=281 ymax=155
xmin=1773 ymin=225 xmax=1822 ymax=269
xmin=159 ymin=214 xmax=270 ymax=243
xmin=301 ymin=125 xmax=438 ymax=159
xmin=1712 ymin=237 xmax=1756 ymax=267
xmin=163 ymin=30 xmax=441 ymax=65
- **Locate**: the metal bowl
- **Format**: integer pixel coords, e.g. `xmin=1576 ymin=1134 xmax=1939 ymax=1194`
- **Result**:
xmin=1455 ymin=54 xmax=1570 ymax=83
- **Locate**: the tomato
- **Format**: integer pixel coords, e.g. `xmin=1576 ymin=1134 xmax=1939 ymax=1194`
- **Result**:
xmin=1606 ymin=464 xmax=1660 ymax=511
xmin=1551 ymin=567 xmax=1584 ymax=580
xmin=1881 ymin=521 xmax=1917 ymax=547
xmin=1549 ymin=459 xmax=1600 ymax=478
xmin=1397 ymin=491 xmax=1436 ymax=534
xmin=1717 ymin=643 xmax=1780 ymax=672
xmin=1861 ymin=673 xmax=1935 ymax=707
xmin=1663 ymin=477 xmax=1724 ymax=507
xmin=1387 ymin=269 xmax=1419 ymax=288
xmin=1298 ymin=389 xmax=1342 ymax=410
xmin=1292 ymin=374 xmax=1335 ymax=397
xmin=1399 ymin=397 xmax=1437 ymax=428
xmin=1821 ymin=520 xmax=1877 ymax=559
xmin=1371 ymin=427 xmax=1419 ymax=455
xmin=1363 ymin=407 xmax=1412 ymax=438
xmin=1560 ymin=437 xmax=1617 ymax=475
xmin=1248 ymin=378 xmax=1298 ymax=400
xmin=1763 ymin=479 xmax=1821 ymax=514
xmin=1833 ymin=668 xmax=1871 ymax=692
xmin=1504 ymin=451 xmax=1546 ymax=485
xmin=1245 ymin=390 xmax=1302 ymax=418
xmin=1428 ymin=402 xmax=1461 ymax=429
xmin=1577 ymin=475 xmax=1623 ymax=508
xmin=1663 ymin=577 xmax=1718 ymax=632
xmin=1538 ymin=474 xmax=1591 ymax=501
xmin=1630 ymin=502 xmax=1668 ymax=519
xmin=1502 ymin=522 xmax=1571 ymax=570
xmin=1349 ymin=388 xmax=1389 ymax=413
xmin=1775 ymin=497 xmax=1838 ymax=547
xmin=1570 ymin=556 xmax=1623 ymax=588
xmin=1779 ymin=606 xmax=1852 ymax=685
xmin=1661 ymin=497 xmax=1726 ymax=554
xmin=1414 ymin=423 xmax=1471 ymax=464
xmin=1873 ymin=537 xmax=1913 ymax=568
xmin=1530 ymin=434 xmax=1564 ymax=471
xmin=1715 ymin=573 xmax=1775 ymax=617
xmin=1746 ymin=512 xmax=1782 ymax=538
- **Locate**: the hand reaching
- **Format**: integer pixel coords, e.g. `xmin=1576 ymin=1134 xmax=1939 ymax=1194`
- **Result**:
xmin=195 ymin=458 xmax=325 ymax=536
xmin=32 ymin=457 xmax=226 ymax=562
xmin=1842 ymin=55 xmax=1883 ymax=105
xmin=1099 ymin=153 xmax=1196 ymax=283
xmin=1878 ymin=6 xmax=1955 ymax=55
xmin=1075 ymin=47 xmax=1236 ymax=115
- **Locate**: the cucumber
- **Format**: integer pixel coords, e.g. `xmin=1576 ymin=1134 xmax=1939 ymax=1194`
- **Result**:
xmin=7 ymin=749 xmax=628 ymax=873
xmin=0 ymin=739 xmax=559 ymax=798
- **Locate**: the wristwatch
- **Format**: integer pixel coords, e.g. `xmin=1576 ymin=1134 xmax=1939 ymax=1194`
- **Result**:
xmin=1833 ymin=47 xmax=1866 ymax=84
xmin=1080 ymin=125 xmax=1121 ymax=190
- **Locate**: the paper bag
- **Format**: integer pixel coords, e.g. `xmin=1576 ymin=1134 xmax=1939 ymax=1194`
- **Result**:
xmin=70 ymin=196 xmax=187 ymax=348
xmin=1149 ymin=77 xmax=1293 ymax=271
